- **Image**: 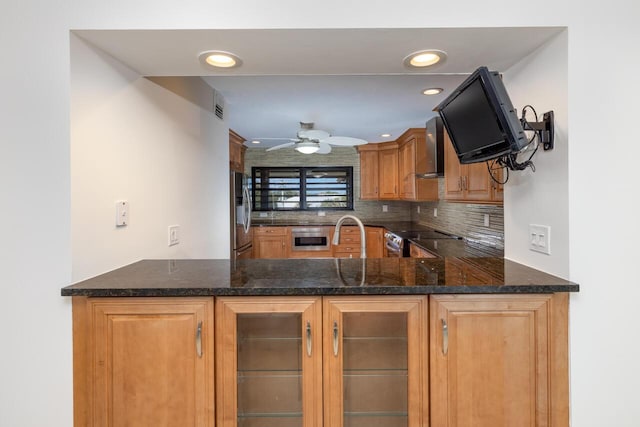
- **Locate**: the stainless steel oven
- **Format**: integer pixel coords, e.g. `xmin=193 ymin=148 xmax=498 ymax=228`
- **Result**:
xmin=291 ymin=227 xmax=330 ymax=252
xmin=384 ymin=231 xmax=404 ymax=257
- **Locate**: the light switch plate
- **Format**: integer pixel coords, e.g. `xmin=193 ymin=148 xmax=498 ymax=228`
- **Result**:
xmin=168 ymin=225 xmax=180 ymax=246
xmin=115 ymin=200 xmax=129 ymax=227
xmin=529 ymin=224 xmax=551 ymax=255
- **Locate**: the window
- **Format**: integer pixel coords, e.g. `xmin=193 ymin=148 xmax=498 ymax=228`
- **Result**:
xmin=252 ymin=166 xmax=353 ymax=211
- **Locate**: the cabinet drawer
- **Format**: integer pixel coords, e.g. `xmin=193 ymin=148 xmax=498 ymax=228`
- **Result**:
xmin=333 ymin=243 xmax=362 ymax=253
xmin=335 ymin=226 xmax=362 ymax=245
xmin=253 ymin=226 xmax=287 ymax=236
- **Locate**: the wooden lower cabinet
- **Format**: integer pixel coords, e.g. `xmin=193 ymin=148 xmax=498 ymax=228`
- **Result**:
xmin=216 ymin=295 xmax=429 ymax=427
xmin=253 ymin=226 xmax=288 ymax=258
xmin=366 ymin=226 xmax=385 ymax=258
xmin=216 ymin=297 xmax=323 ymax=427
xmin=430 ymin=294 xmax=569 ymax=427
xmin=72 ymin=294 xmax=569 ymax=427
xmin=409 ymin=242 xmax=437 ymax=258
xmin=324 ymin=296 xmax=429 ymax=427
xmin=72 ymin=297 xmax=214 ymax=427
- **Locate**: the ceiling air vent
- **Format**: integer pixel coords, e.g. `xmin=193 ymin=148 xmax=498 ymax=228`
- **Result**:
xmin=213 ymin=89 xmax=225 ymax=120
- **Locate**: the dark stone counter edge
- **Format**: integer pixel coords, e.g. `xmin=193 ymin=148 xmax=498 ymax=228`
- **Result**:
xmin=62 ymin=284 xmax=579 ymax=298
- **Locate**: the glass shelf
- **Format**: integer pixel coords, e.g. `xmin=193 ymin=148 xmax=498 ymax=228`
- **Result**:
xmin=343 ymin=413 xmax=408 ymax=427
xmin=237 ymin=312 xmax=303 ymax=424
xmin=342 ymin=311 xmax=409 ymax=426
xmin=237 ymin=413 xmax=303 ymax=427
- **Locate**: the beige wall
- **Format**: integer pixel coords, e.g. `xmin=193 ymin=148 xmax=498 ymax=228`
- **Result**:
xmin=71 ymin=35 xmax=230 ymax=281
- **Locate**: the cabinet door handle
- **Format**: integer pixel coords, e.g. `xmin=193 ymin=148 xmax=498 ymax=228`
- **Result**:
xmin=196 ymin=321 xmax=203 ymax=358
xmin=306 ymin=321 xmax=312 ymax=357
xmin=333 ymin=321 xmax=339 ymax=356
xmin=441 ymin=318 xmax=448 ymax=356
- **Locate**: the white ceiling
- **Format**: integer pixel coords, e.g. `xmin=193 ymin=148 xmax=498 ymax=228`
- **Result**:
xmin=75 ymin=27 xmax=563 ymax=147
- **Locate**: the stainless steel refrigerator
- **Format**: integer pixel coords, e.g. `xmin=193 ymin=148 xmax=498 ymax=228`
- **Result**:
xmin=230 ymin=171 xmax=253 ymax=260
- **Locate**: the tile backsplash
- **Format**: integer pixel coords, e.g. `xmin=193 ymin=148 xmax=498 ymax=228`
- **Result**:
xmin=244 ymin=147 xmax=503 ymax=249
xmin=411 ymin=180 xmax=504 ymax=249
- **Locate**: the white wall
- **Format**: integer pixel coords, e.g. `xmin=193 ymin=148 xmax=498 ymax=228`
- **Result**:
xmin=70 ymin=35 xmax=230 ymax=281
xmin=503 ymin=31 xmax=569 ymax=278
xmin=2 ymin=1 xmax=640 ymax=426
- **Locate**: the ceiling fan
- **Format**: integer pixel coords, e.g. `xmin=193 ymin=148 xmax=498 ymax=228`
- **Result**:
xmin=260 ymin=122 xmax=368 ymax=154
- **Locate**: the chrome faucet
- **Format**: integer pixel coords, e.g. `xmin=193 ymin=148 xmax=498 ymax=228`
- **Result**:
xmin=332 ymin=214 xmax=366 ymax=258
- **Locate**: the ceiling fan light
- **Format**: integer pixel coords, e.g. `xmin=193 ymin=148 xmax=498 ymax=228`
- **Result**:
xmin=295 ymin=141 xmax=320 ymax=154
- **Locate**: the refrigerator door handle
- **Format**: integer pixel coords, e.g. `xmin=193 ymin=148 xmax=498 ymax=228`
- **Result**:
xmin=242 ymin=184 xmax=251 ymax=233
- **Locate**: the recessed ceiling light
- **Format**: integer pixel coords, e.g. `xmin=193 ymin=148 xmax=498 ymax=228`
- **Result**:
xmin=381 ymin=133 xmax=392 ymax=138
xmin=403 ymin=50 xmax=447 ymax=68
xmin=422 ymin=88 xmax=443 ymax=96
xmin=198 ymin=50 xmax=242 ymax=69
xmin=251 ymin=140 xmax=261 ymax=144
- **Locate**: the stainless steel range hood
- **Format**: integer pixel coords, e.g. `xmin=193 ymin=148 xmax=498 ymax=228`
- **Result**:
xmin=416 ymin=116 xmax=444 ymax=179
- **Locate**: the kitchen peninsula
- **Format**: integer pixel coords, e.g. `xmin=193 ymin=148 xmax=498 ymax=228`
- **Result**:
xmin=63 ymin=257 xmax=577 ymax=427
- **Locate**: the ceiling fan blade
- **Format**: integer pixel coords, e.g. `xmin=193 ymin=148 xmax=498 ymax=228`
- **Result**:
xmin=298 ymin=129 xmax=330 ymax=140
xmin=322 ymin=136 xmax=368 ymax=146
xmin=315 ymin=142 xmax=332 ymax=154
xmin=265 ymin=142 xmax=296 ymax=151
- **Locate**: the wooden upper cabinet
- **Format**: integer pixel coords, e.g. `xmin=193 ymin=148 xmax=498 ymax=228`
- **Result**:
xmin=378 ymin=143 xmax=399 ymax=200
xmin=73 ymin=297 xmax=215 ymax=427
xmin=443 ymin=131 xmax=502 ymax=204
xmin=430 ymin=294 xmax=569 ymax=427
xmin=229 ymin=129 xmax=247 ymax=172
xmin=398 ymin=134 xmax=416 ymax=199
xmin=357 ymin=145 xmax=380 ymax=200
xmin=359 ymin=130 xmax=437 ymax=202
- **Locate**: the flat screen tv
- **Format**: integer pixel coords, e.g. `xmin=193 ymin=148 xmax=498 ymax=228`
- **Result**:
xmin=435 ymin=66 xmax=529 ymax=164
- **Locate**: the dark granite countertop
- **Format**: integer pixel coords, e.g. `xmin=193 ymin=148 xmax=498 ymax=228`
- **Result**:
xmin=408 ymin=237 xmax=503 ymax=258
xmin=61 ymin=258 xmax=578 ymax=297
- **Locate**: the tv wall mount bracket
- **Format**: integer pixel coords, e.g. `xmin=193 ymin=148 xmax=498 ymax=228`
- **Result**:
xmin=521 ymin=110 xmax=554 ymax=151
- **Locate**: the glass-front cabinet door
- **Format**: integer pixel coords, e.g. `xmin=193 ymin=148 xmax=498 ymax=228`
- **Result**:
xmin=216 ymin=297 xmax=323 ymax=427
xmin=323 ymin=296 xmax=429 ymax=427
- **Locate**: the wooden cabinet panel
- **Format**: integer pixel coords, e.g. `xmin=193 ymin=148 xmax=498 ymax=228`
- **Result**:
xmin=253 ymin=227 xmax=288 ymax=258
xmin=229 ymin=129 xmax=247 ymax=172
xmin=430 ymin=294 xmax=569 ymax=427
xmin=409 ymin=243 xmax=437 ymax=258
xmin=444 ymin=132 xmax=465 ymax=200
xmin=365 ymin=226 xmax=385 ymax=258
xmin=215 ymin=297 xmax=323 ymax=427
xmin=443 ymin=131 xmax=502 ymax=204
xmin=323 ymin=296 xmax=429 ymax=427
xmin=378 ymin=146 xmax=399 ymax=200
xmin=358 ymin=148 xmax=379 ymax=200
xmin=73 ymin=297 xmax=214 ymax=427
xmin=399 ymin=135 xmax=417 ymax=200
xmin=464 ymin=161 xmax=492 ymax=201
